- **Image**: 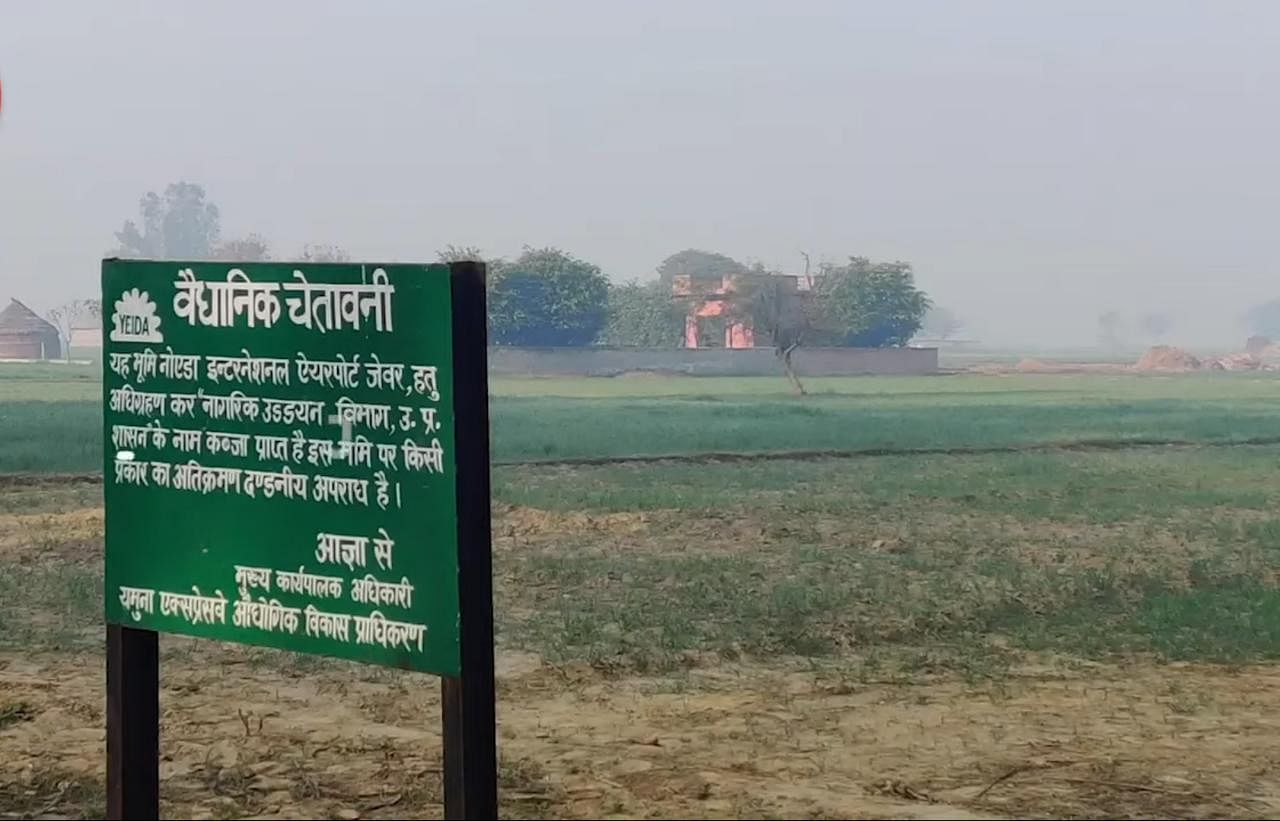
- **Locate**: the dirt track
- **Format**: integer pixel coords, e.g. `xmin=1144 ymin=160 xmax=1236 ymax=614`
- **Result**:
xmin=4 ymin=643 xmax=1280 ymax=819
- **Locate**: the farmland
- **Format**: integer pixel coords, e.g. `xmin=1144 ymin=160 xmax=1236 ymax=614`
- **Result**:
xmin=8 ymin=363 xmax=1280 ymax=471
xmin=5 ymin=365 xmax=1280 ymax=817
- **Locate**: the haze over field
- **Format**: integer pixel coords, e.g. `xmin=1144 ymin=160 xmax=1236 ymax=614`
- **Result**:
xmin=3 ymin=0 xmax=1279 ymax=347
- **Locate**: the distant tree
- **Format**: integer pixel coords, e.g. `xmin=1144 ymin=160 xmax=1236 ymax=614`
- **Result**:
xmin=1098 ymin=311 xmax=1125 ymax=349
xmin=602 ymin=280 xmax=686 ymax=347
xmin=299 ymin=243 xmax=351 ymax=263
xmin=114 ymin=181 xmax=221 ymax=258
xmin=813 ymin=257 xmax=930 ymax=347
xmin=46 ymin=299 xmax=94 ymax=360
xmin=656 ymin=249 xmax=747 ymax=287
xmin=921 ymin=305 xmax=964 ymax=340
xmin=1138 ymin=312 xmax=1173 ymax=340
xmin=488 ymin=246 xmax=610 ymax=346
xmin=436 ymin=245 xmax=487 ymax=264
xmin=211 ymin=233 xmax=271 ymax=261
xmin=1246 ymin=300 xmax=1280 ymax=339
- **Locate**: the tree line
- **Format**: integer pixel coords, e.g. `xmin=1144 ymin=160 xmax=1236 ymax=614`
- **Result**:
xmin=450 ymin=246 xmax=933 ymax=354
xmin=112 ymin=181 xmax=351 ymax=264
xmin=62 ymin=182 xmax=935 ymax=366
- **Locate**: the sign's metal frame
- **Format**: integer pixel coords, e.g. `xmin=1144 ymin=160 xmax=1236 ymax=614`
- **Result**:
xmin=103 ymin=259 xmax=497 ymax=820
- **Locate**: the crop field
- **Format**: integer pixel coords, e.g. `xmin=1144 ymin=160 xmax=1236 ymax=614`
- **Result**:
xmin=5 ymin=365 xmax=1280 ymax=818
xmin=9 ymin=364 xmax=1280 ymax=472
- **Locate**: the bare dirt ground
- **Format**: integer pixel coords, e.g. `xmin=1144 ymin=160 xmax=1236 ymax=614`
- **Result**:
xmin=7 ymin=495 xmax=1280 ymax=819
xmin=5 ymin=644 xmax=1280 ymax=819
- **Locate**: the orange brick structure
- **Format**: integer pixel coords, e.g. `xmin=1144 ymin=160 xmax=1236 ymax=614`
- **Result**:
xmin=671 ymin=272 xmax=811 ymax=349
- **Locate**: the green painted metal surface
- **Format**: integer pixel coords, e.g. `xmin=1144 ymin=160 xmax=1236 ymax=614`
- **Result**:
xmin=102 ymin=259 xmax=461 ymax=674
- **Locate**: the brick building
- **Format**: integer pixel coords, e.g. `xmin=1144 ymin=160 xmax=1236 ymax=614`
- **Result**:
xmin=671 ymin=272 xmax=811 ymax=349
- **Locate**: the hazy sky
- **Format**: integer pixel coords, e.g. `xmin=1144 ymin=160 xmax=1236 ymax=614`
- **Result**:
xmin=3 ymin=0 xmax=1278 ymax=346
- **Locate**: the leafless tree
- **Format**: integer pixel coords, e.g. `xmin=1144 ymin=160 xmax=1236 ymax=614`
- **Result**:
xmin=741 ymin=274 xmax=811 ymax=396
xmin=46 ymin=299 xmax=93 ymax=359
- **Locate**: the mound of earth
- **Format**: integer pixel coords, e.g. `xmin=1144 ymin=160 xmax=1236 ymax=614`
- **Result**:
xmin=1135 ymin=345 xmax=1201 ymax=371
xmin=1016 ymin=358 xmax=1051 ymax=372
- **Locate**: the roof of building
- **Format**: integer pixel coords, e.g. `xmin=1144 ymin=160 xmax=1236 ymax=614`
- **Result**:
xmin=0 ymin=299 xmax=57 ymax=334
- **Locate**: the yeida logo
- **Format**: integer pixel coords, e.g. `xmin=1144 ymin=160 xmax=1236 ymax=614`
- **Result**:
xmin=110 ymin=289 xmax=164 ymax=343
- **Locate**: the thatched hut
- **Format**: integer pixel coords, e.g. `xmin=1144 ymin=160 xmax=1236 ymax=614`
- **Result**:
xmin=0 ymin=299 xmax=61 ymax=359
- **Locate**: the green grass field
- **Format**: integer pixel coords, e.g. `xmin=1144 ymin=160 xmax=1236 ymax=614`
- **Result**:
xmin=8 ymin=443 xmax=1280 ymax=677
xmin=494 ymin=445 xmax=1280 ymax=672
xmin=9 ymin=365 xmax=1280 ymax=818
xmin=5 ymin=368 xmax=1280 ymax=471
xmin=4 ymin=365 xmax=1280 ymax=675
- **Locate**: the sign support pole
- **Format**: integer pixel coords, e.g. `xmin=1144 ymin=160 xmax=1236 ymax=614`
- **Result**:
xmin=106 ymin=624 xmax=160 ymax=820
xmin=441 ymin=260 xmax=498 ymax=820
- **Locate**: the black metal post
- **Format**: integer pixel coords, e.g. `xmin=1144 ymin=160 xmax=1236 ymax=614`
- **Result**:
xmin=441 ymin=260 xmax=498 ymax=820
xmin=106 ymin=624 xmax=160 ymax=820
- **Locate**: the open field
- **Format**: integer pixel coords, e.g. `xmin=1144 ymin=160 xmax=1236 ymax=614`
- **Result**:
xmin=8 ymin=368 xmax=1280 ymax=472
xmin=5 ymin=368 xmax=1280 ymax=817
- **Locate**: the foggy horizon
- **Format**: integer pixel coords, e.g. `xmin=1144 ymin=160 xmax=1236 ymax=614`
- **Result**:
xmin=4 ymin=0 xmax=1279 ymax=349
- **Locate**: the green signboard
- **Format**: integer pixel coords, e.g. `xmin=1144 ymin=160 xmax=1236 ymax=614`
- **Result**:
xmin=102 ymin=259 xmax=462 ymax=675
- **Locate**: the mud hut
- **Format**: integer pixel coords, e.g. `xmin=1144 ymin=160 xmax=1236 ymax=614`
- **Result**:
xmin=0 ymin=299 xmax=61 ymax=360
